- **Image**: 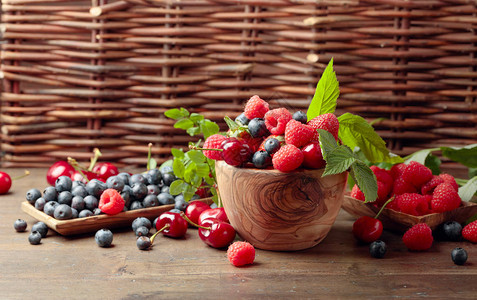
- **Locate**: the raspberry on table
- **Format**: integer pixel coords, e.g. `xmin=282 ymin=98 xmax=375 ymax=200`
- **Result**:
xmin=307 ymin=113 xmax=339 ymax=141
xmin=243 ymin=95 xmax=269 ymax=120
xmin=431 ymin=182 xmax=461 ymax=213
xmin=403 ymin=223 xmax=433 ymax=251
xmin=284 ymin=119 xmax=314 ymax=148
xmin=98 ymin=189 xmax=125 ymax=215
xmin=462 ymin=220 xmax=477 ymax=243
xmin=264 ymin=108 xmax=292 ymax=135
xmin=396 ymin=193 xmax=429 ymax=216
xmin=272 ymin=144 xmax=304 ymax=172
xmin=402 ymin=161 xmax=433 ymax=190
xmin=203 ymin=134 xmax=227 ymax=160
xmin=227 ymin=241 xmax=255 ymax=267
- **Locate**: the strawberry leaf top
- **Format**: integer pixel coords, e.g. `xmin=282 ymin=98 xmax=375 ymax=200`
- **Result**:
xmin=306 ymin=58 xmax=339 ymax=121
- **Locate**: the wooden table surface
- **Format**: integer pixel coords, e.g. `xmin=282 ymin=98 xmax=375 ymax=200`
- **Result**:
xmin=1 ymin=168 xmax=477 ymax=299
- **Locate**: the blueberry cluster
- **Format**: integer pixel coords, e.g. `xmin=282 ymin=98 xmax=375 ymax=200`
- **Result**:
xmin=27 ymin=166 xmax=194 ymax=220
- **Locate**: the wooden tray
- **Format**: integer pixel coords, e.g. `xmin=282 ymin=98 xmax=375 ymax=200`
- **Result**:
xmin=21 ymin=198 xmax=213 ymax=236
xmin=341 ymin=195 xmax=477 ymax=233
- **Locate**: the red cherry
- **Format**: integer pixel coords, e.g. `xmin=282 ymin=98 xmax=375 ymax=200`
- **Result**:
xmin=352 ymin=216 xmax=383 ymax=243
xmin=185 ymin=200 xmax=211 ymax=225
xmin=198 ymin=218 xmax=236 ymax=248
xmin=221 ymin=138 xmax=253 ymax=167
xmin=302 ymin=141 xmax=326 ymax=169
xmin=92 ymin=162 xmax=119 ymax=181
xmin=46 ymin=161 xmax=75 ymax=186
xmin=0 ymin=172 xmax=12 ymax=194
xmin=155 ymin=212 xmax=188 ymax=238
xmin=70 ymin=170 xmax=97 ymax=183
xmin=198 ymin=207 xmax=229 ymax=224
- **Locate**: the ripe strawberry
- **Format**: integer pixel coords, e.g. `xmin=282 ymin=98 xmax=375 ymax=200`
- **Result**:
xmin=99 ymin=189 xmax=125 ymax=215
xmin=227 ymin=241 xmax=255 ymax=267
xmin=244 ymin=95 xmax=269 ymax=119
xmin=431 ymin=182 xmax=461 ymax=213
xmin=462 ymin=220 xmax=477 ymax=243
xmin=439 ymin=173 xmax=459 ymax=191
xmin=396 ymin=193 xmax=429 ymax=216
xmin=402 ymin=223 xmax=433 ymax=251
xmin=350 ymin=184 xmax=365 ymax=201
xmin=421 ymin=175 xmax=444 ymax=195
xmin=402 ymin=161 xmax=433 ymax=190
xmin=307 ymin=113 xmax=339 ymax=141
xmin=272 ymin=144 xmax=304 ymax=172
xmin=264 ymin=108 xmax=292 ymax=135
xmin=392 ymin=176 xmax=418 ymax=196
xmin=203 ymin=134 xmax=227 ymax=160
xmin=284 ymin=119 xmax=314 ymax=148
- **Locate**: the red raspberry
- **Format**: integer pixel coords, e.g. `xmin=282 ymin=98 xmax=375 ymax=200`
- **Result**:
xmin=307 ymin=113 xmax=339 ymax=141
xmin=350 ymin=184 xmax=365 ymax=201
xmin=462 ymin=220 xmax=477 ymax=243
xmin=227 ymin=241 xmax=255 ymax=267
xmin=403 ymin=223 xmax=433 ymax=251
xmin=238 ymin=131 xmax=263 ymax=153
xmin=370 ymin=166 xmax=393 ymax=205
xmin=284 ymin=119 xmax=314 ymax=148
xmin=402 ymin=161 xmax=433 ymax=189
xmin=386 ymin=198 xmax=400 ymax=211
xmin=99 ymin=189 xmax=125 ymax=215
xmin=264 ymin=108 xmax=292 ymax=135
xmin=370 ymin=166 xmax=393 ymax=185
xmin=392 ymin=176 xmax=418 ymax=196
xmin=430 ymin=182 xmax=461 ymax=213
xmin=390 ymin=163 xmax=407 ymax=180
xmin=272 ymin=144 xmax=304 ymax=172
xmin=421 ymin=175 xmax=444 ymax=195
xmin=203 ymin=134 xmax=227 ymax=160
xmin=375 ymin=181 xmax=392 ymax=207
xmin=244 ymin=95 xmax=269 ymax=119
xmin=396 ymin=193 xmax=429 ymax=216
xmin=439 ymin=173 xmax=459 ymax=191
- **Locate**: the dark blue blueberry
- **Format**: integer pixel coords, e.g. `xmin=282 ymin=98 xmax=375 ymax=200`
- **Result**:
xmin=143 ymin=194 xmax=159 ymax=208
xmin=160 ymin=166 xmax=173 ymax=176
xmin=146 ymin=169 xmax=162 ymax=185
xmin=117 ymin=172 xmax=131 ymax=186
xmin=162 ymin=173 xmax=176 ymax=186
xmin=43 ymin=201 xmax=59 ymax=217
xmin=248 ymin=118 xmax=270 ymax=138
xmin=292 ymin=110 xmax=307 ymax=124
xmin=135 ymin=226 xmax=149 ymax=237
xmin=132 ymin=217 xmax=152 ymax=232
xmin=130 ymin=201 xmax=144 ymax=210
xmin=71 ymin=196 xmax=85 ymax=211
xmin=14 ymin=219 xmax=27 ymax=232
xmin=85 ymin=179 xmax=106 ymax=198
xmin=26 ymin=188 xmax=42 ymax=205
xmin=55 ymin=175 xmax=72 ymax=193
xmin=252 ymin=150 xmax=272 ymax=169
xmin=369 ymin=240 xmax=387 ymax=258
xmin=175 ymin=194 xmax=184 ymax=202
xmin=95 ymin=229 xmax=113 ymax=248
xmin=161 ymin=186 xmax=170 ymax=194
xmin=84 ymin=195 xmax=99 ymax=211
xmin=71 ymin=185 xmax=88 ymax=198
xmin=93 ymin=208 xmax=102 ymax=215
xmin=121 ymin=191 xmax=131 ymax=208
xmin=131 ymin=183 xmax=148 ymax=200
xmin=43 ymin=186 xmax=57 ymax=202
xmin=34 ymin=197 xmax=46 ymax=211
xmin=57 ymin=191 xmax=73 ymax=206
xmin=137 ymin=236 xmax=151 ymax=250
xmin=78 ymin=209 xmax=93 ymax=218
xmin=53 ymin=204 xmax=73 ymax=220
xmin=441 ymin=221 xmax=462 ymax=241
xmin=157 ymin=192 xmax=174 ymax=205
xmin=169 ymin=208 xmax=182 ymax=214
xmin=152 ymin=217 xmax=159 ymax=229
xmin=31 ymin=222 xmax=48 ymax=238
xmin=147 ymin=185 xmax=160 ymax=196
xmin=28 ymin=231 xmax=42 ymax=245
xmin=235 ymin=112 xmax=250 ymax=126
xmin=191 ymin=194 xmax=200 ymax=200
xmin=451 ymin=247 xmax=468 ymax=265
xmin=129 ymin=174 xmax=147 ymax=186
xmin=71 ymin=180 xmax=86 ymax=190
xmin=106 ymin=176 xmax=125 ymax=192
xmin=210 ymin=202 xmax=218 ymax=209
xmin=174 ymin=198 xmax=188 ymax=212
xmin=264 ymin=138 xmax=281 ymax=155
xmin=71 ymin=208 xmax=79 ymax=219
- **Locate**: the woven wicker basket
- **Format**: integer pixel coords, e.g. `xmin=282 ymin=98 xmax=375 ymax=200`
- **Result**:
xmin=1 ymin=0 xmax=476 ymax=169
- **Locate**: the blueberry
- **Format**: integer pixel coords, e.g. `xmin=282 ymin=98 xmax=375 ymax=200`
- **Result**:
xmin=43 ymin=201 xmax=59 ymax=217
xmin=147 ymin=185 xmax=160 ymax=196
xmin=135 ymin=226 xmax=149 ymax=237
xmin=78 ymin=209 xmax=93 ymax=218
xmin=157 ymin=192 xmax=174 ymax=205
xmin=160 ymin=166 xmax=173 ymax=176
xmin=85 ymin=179 xmax=106 ymax=198
xmin=71 ymin=196 xmax=85 ymax=211
xmin=26 ymin=188 xmax=42 ymax=205
xmin=43 ymin=186 xmax=57 ymax=202
xmin=71 ymin=208 xmax=79 ymax=218
xmin=129 ymin=173 xmax=147 ymax=186
xmin=248 ymin=118 xmax=270 ymax=138
xmin=174 ymin=198 xmax=188 ymax=211
xmin=106 ymin=176 xmax=125 ymax=192
xmin=137 ymin=236 xmax=151 ymax=250
xmin=441 ymin=221 xmax=462 ymax=241
xmin=169 ymin=208 xmax=182 ymax=214
xmin=31 ymin=221 xmax=48 ymax=238
xmin=264 ymin=138 xmax=281 ymax=155
xmin=71 ymin=180 xmax=86 ymax=190
xmin=132 ymin=217 xmax=152 ymax=232
xmin=57 ymin=191 xmax=73 ymax=206
xmin=117 ymin=172 xmax=131 ymax=185
xmin=130 ymin=201 xmax=144 ymax=210
xmin=252 ymin=150 xmax=272 ymax=169
xmin=131 ymin=183 xmax=148 ymax=200
xmin=369 ymin=240 xmax=387 ymax=258
xmin=84 ymin=195 xmax=99 ymax=211
xmin=55 ymin=175 xmax=72 ymax=193
xmin=28 ymin=231 xmax=42 ymax=245
xmin=152 ymin=217 xmax=159 ymax=229
xmin=71 ymin=185 xmax=88 ymax=198
xmin=93 ymin=208 xmax=102 ymax=215
xmin=34 ymin=197 xmax=46 ymax=211
xmin=451 ymin=247 xmax=468 ymax=265
xmin=53 ymin=204 xmax=73 ymax=220
xmin=146 ymin=169 xmax=162 ymax=185
xmin=121 ymin=191 xmax=131 ymax=208
xmin=162 ymin=173 xmax=176 ymax=186
xmin=161 ymin=186 xmax=170 ymax=194
xmin=235 ymin=112 xmax=250 ymax=126
xmin=210 ymin=202 xmax=218 ymax=209
xmin=95 ymin=229 xmax=113 ymax=247
xmin=143 ymin=194 xmax=159 ymax=208
xmin=292 ymin=110 xmax=307 ymax=124
xmin=14 ymin=219 xmax=27 ymax=232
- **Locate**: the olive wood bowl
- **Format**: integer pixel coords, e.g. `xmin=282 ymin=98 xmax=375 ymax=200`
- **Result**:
xmin=215 ymin=161 xmax=348 ymax=251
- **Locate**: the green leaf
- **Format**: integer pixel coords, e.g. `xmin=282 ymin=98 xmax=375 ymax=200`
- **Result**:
xmin=441 ymin=144 xmax=477 ymax=168
xmin=317 ymin=129 xmax=339 ymax=160
xmin=186 ymin=126 xmax=201 ymax=136
xmin=148 ymin=158 xmax=157 ymax=170
xmin=404 ymin=148 xmax=437 ymax=165
xmin=190 ymin=173 xmax=202 ymax=188
xmin=338 ymin=113 xmax=403 ymax=164
xmin=201 ymin=120 xmax=220 ymax=139
xmin=183 ymin=162 xmax=196 ymax=183
xmin=190 ymin=113 xmax=204 ymax=123
xmin=470 ymin=168 xmax=477 ymax=179
xmin=307 ymin=58 xmax=339 ymax=121
xmin=195 ymin=162 xmax=210 ymax=177
xmin=159 ymin=159 xmax=173 ymax=171
xmin=164 ymin=108 xmax=189 ymax=120
xmin=186 ymin=150 xmax=205 ymax=164
xmin=425 ymin=154 xmax=441 ymax=175
xmin=183 ymin=184 xmax=197 ymax=202
xmin=169 ymin=179 xmax=185 ymax=195
xmin=172 ymin=158 xmax=185 ymax=178
xmin=174 ymin=118 xmax=194 ymax=130
xmin=459 ymin=176 xmax=477 ymax=202
xmin=322 ymin=146 xmax=356 ymax=176
xmin=350 ymin=161 xmax=378 ymax=203
xmin=171 ymin=148 xmax=184 ymax=159
xmin=224 ymin=116 xmax=240 ymax=131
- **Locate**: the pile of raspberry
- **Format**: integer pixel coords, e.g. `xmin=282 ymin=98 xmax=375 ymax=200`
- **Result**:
xmin=351 ymin=160 xmax=462 ymax=215
xmin=203 ymin=95 xmax=339 ymax=172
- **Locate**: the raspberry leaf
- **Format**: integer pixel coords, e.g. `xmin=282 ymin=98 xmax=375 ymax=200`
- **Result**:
xmin=350 ymin=161 xmax=378 ymax=203
xmin=322 ymin=146 xmax=357 ymax=176
xmin=317 ymin=129 xmax=339 ymax=160
xmin=459 ymin=176 xmax=477 ymax=202
xmin=441 ymin=144 xmax=477 ymax=168
xmin=307 ymin=58 xmax=339 ymax=121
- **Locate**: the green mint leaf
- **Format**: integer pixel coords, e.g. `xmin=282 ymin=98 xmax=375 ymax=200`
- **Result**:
xmin=307 ymin=58 xmax=339 ymax=121
xmin=317 ymin=129 xmax=339 ymax=160
xmin=200 ymin=120 xmax=220 ymax=139
xmin=165 ymin=108 xmax=189 ymax=120
xmin=169 ymin=179 xmax=185 ymax=195
xmin=441 ymin=144 xmax=477 ymax=168
xmin=172 ymin=158 xmax=185 ymax=178
xmin=459 ymin=176 xmax=477 ymax=202
xmin=186 ymin=150 xmax=205 ymax=164
xmin=322 ymin=145 xmax=356 ymax=177
xmin=171 ymin=148 xmax=184 ymax=159
xmin=190 ymin=113 xmax=204 ymax=123
xmin=174 ymin=118 xmax=194 ymax=130
xmin=350 ymin=160 xmax=378 ymax=203
xmin=338 ymin=113 xmax=403 ymax=164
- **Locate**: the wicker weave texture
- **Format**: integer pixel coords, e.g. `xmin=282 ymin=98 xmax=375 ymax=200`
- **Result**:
xmin=1 ymin=0 xmax=476 ymax=167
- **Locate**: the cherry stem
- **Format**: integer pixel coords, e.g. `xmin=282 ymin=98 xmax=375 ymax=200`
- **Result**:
xmin=150 ymin=223 xmax=170 ymax=245
xmin=12 ymin=170 xmax=30 ymax=181
xmin=88 ymin=148 xmax=102 ymax=172
xmin=68 ymin=157 xmax=91 ymax=183
xmin=179 ymin=212 xmax=211 ymax=230
xmin=147 ymin=143 xmax=153 ymax=171
xmin=374 ymin=196 xmax=395 ymax=219
xmin=189 ymin=145 xmax=223 ymax=152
